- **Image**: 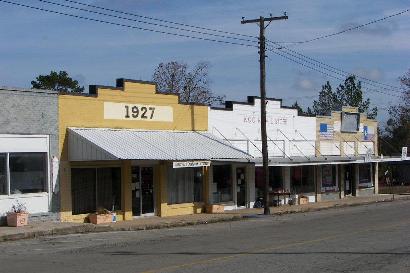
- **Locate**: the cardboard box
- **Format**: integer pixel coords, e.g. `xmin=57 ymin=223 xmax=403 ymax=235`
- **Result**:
xmin=206 ymin=204 xmax=224 ymax=213
xmin=299 ymin=196 xmax=309 ymax=205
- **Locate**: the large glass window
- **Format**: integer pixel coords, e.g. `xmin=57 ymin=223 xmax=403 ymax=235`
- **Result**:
xmin=96 ymin=168 xmax=122 ymax=211
xmin=291 ymin=166 xmax=315 ymax=193
xmin=0 ymin=154 xmax=6 ymax=195
xmin=71 ymin=167 xmax=121 ymax=215
xmin=359 ymin=164 xmax=372 ymax=188
xmin=212 ymin=165 xmax=232 ymax=203
xmin=168 ymin=167 xmax=203 ymax=205
xmin=9 ymin=153 xmax=47 ymax=194
xmin=255 ymin=167 xmax=283 ymax=198
xmin=321 ymin=165 xmax=337 ymax=192
xmin=72 ymin=168 xmax=96 ymax=215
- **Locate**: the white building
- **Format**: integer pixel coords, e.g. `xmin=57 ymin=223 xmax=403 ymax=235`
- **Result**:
xmin=209 ymin=96 xmax=380 ymax=206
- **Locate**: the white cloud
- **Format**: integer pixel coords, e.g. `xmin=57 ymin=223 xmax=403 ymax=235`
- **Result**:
xmin=353 ymin=68 xmax=384 ymax=81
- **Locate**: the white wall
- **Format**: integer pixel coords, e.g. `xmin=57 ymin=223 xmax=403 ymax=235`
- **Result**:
xmin=320 ymin=141 xmax=341 ymax=156
xmin=358 ymin=142 xmax=375 ymax=155
xmin=0 ymin=193 xmax=49 ymax=216
xmin=208 ymin=98 xmax=317 ymax=158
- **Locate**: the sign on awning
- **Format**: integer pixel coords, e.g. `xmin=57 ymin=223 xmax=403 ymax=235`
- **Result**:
xmin=173 ymin=161 xmax=211 ymax=168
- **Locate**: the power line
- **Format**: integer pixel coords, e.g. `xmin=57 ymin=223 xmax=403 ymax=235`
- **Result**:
xmin=60 ymin=0 xmax=258 ymax=39
xmin=280 ymin=8 xmax=410 ymax=45
xmin=266 ymin=48 xmax=402 ymax=99
xmin=266 ymin=40 xmax=403 ymax=92
xmin=266 ymin=44 xmax=403 ymax=94
xmin=1 ymin=0 xmax=404 ymax=100
xmin=51 ymin=0 xmax=407 ymax=93
xmin=0 ymin=0 xmax=258 ymax=48
xmin=34 ymin=0 xmax=259 ymax=44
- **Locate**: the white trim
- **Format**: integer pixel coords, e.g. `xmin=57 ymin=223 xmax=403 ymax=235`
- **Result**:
xmin=6 ymin=153 xmax=10 ymax=195
xmin=0 ymin=134 xmax=49 ymax=153
xmin=0 ymin=192 xmax=48 ymax=200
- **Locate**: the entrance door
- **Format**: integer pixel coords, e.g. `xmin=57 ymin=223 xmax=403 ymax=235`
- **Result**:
xmin=236 ymin=167 xmax=246 ymax=207
xmin=141 ymin=167 xmax=154 ymax=214
xmin=344 ymin=165 xmax=355 ymax=196
xmin=131 ymin=166 xmax=154 ymax=216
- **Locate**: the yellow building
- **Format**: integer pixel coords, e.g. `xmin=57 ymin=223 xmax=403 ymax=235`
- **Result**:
xmin=59 ymin=79 xmax=250 ymax=222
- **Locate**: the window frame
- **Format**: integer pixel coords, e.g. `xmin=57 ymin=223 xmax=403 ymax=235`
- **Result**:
xmin=358 ymin=163 xmax=373 ymax=188
xmin=167 ymin=167 xmax=203 ymax=205
xmin=0 ymin=152 xmax=49 ymax=196
xmin=212 ymin=164 xmax=233 ymax=203
xmin=321 ymin=165 xmax=338 ymax=192
xmin=71 ymin=166 xmax=122 ymax=215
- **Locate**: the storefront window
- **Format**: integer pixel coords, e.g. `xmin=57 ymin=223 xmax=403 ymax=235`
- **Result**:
xmin=255 ymin=167 xmax=283 ymax=198
xmin=9 ymin=153 xmax=47 ymax=194
xmin=71 ymin=167 xmax=121 ymax=215
xmin=168 ymin=167 xmax=203 ymax=204
xmin=96 ymin=168 xmax=122 ymax=211
xmin=291 ymin=166 xmax=315 ymax=193
xmin=321 ymin=165 xmax=337 ymax=192
xmin=0 ymin=154 xmax=6 ymax=195
xmin=359 ymin=164 xmax=372 ymax=188
xmin=72 ymin=168 xmax=96 ymax=215
xmin=212 ymin=165 xmax=232 ymax=203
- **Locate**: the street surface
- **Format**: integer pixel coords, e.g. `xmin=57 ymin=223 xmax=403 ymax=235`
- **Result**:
xmin=1 ymin=200 xmax=410 ymax=273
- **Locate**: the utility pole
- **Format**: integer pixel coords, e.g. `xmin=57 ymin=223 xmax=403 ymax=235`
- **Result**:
xmin=242 ymin=14 xmax=288 ymax=215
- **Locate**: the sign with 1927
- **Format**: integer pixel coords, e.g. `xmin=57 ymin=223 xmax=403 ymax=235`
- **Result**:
xmin=104 ymin=102 xmax=173 ymax=122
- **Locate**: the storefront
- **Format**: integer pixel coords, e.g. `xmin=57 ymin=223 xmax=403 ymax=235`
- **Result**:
xmin=317 ymin=107 xmax=379 ymax=199
xmin=0 ymin=87 xmax=59 ymax=222
xmin=209 ymin=96 xmax=380 ymax=205
xmin=208 ymin=96 xmax=318 ymax=205
xmin=59 ymin=79 xmax=251 ymax=222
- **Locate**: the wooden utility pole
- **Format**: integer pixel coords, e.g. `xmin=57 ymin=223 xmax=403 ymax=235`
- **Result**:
xmin=242 ymin=14 xmax=288 ymax=215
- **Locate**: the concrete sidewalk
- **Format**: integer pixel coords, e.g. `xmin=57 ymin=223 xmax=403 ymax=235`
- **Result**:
xmin=1 ymin=194 xmax=409 ymax=243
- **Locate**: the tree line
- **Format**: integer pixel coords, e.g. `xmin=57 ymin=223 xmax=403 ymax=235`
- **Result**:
xmin=29 ymin=63 xmax=409 ymax=155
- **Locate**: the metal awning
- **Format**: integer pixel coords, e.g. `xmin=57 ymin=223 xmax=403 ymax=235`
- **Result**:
xmin=68 ymin=128 xmax=252 ymax=162
xmin=252 ymin=155 xmax=390 ymax=167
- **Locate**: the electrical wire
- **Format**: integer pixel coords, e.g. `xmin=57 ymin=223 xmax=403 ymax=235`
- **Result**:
xmin=1 ymin=0 xmax=404 ymax=100
xmin=34 ymin=0 xmax=260 ymax=44
xmin=280 ymin=8 xmax=410 ymax=45
xmin=267 ymin=40 xmax=403 ymax=93
xmin=266 ymin=48 xmax=402 ymax=99
xmin=0 ymin=0 xmax=258 ymax=48
xmin=37 ymin=0 xmax=402 ymax=93
xmin=59 ymin=0 xmax=258 ymax=39
xmin=266 ymin=45 xmax=403 ymax=94
xmin=48 ymin=0 xmax=404 ymax=93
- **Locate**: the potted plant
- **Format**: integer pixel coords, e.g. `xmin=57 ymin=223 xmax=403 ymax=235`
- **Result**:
xmin=7 ymin=201 xmax=29 ymax=227
xmin=89 ymin=208 xmax=113 ymax=225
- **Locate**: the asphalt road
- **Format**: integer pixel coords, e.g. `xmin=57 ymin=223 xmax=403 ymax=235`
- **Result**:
xmin=1 ymin=200 xmax=410 ymax=273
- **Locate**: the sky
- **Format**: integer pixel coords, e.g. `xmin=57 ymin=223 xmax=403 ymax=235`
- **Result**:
xmin=0 ymin=0 xmax=409 ymax=126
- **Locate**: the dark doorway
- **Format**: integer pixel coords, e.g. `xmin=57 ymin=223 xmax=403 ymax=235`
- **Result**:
xmin=236 ymin=167 xmax=246 ymax=207
xmin=344 ymin=165 xmax=356 ymax=196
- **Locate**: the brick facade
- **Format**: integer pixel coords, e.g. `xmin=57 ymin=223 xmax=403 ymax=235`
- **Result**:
xmin=0 ymin=87 xmax=59 ymax=220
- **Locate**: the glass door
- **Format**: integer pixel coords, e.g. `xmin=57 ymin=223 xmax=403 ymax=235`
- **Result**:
xmin=131 ymin=166 xmax=141 ymax=216
xmin=132 ymin=166 xmax=154 ymax=216
xmin=236 ymin=167 xmax=246 ymax=207
xmin=141 ymin=167 xmax=154 ymax=215
xmin=344 ymin=165 xmax=355 ymax=196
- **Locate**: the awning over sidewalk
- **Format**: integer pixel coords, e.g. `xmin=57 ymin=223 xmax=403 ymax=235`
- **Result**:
xmin=68 ymin=128 xmax=252 ymax=161
xmin=252 ymin=155 xmax=390 ymax=167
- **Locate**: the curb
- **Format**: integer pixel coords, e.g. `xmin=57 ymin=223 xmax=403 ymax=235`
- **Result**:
xmin=1 ymin=196 xmax=409 ymax=243
xmin=0 ymin=215 xmax=243 ymax=243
